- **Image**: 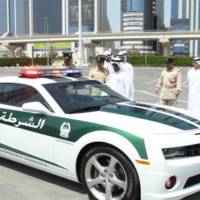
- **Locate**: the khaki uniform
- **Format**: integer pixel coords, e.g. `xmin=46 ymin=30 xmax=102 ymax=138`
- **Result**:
xmin=89 ymin=68 xmax=109 ymax=96
xmin=156 ymin=67 xmax=182 ymax=106
xmin=89 ymin=68 xmax=108 ymax=83
xmin=52 ymin=60 xmax=64 ymax=67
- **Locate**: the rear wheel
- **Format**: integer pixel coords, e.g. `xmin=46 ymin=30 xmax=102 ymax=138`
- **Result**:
xmin=80 ymin=146 xmax=140 ymax=200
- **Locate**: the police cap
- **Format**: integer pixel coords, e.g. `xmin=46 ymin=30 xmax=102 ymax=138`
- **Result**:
xmin=96 ymin=56 xmax=105 ymax=64
xmin=166 ymin=58 xmax=174 ymax=64
xmin=63 ymin=52 xmax=73 ymax=60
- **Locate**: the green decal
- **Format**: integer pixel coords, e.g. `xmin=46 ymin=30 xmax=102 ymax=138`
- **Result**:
xmin=101 ymin=104 xmax=197 ymax=130
xmin=0 ymin=108 xmax=148 ymax=159
xmin=0 ymin=143 xmax=67 ymax=170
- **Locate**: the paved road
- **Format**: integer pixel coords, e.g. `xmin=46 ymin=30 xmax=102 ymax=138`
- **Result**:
xmin=0 ymin=67 xmax=199 ymax=200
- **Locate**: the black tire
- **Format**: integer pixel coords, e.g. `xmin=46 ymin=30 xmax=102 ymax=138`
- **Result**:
xmin=80 ymin=146 xmax=140 ymax=200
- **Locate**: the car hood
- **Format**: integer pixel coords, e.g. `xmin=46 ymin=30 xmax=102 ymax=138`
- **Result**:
xmin=70 ymin=102 xmax=200 ymax=137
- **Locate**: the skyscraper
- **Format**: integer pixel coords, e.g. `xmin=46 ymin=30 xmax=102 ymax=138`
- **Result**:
xmin=171 ymin=0 xmax=190 ymax=55
xmin=190 ymin=0 xmax=200 ymax=57
xmin=171 ymin=0 xmax=190 ymax=20
xmin=15 ymin=0 xmax=29 ymax=35
xmin=121 ymin=0 xmax=157 ymax=51
xmin=123 ymin=0 xmax=144 ymax=12
xmin=0 ymin=0 xmax=8 ymax=34
xmin=156 ymin=0 xmax=164 ymax=30
xmin=0 ymin=0 xmax=30 ymax=36
xmin=121 ymin=0 xmax=157 ymax=30
xmin=33 ymin=0 xmax=62 ymax=34
xmin=68 ymin=0 xmax=94 ymax=33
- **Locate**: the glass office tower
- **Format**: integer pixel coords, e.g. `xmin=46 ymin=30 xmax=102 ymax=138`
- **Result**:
xmin=0 ymin=0 xmax=8 ymax=34
xmin=171 ymin=0 xmax=190 ymax=55
xmin=68 ymin=0 xmax=94 ymax=33
xmin=123 ymin=0 xmax=144 ymax=12
xmin=122 ymin=0 xmax=156 ymax=30
xmin=15 ymin=0 xmax=29 ymax=35
xmin=33 ymin=0 xmax=62 ymax=34
xmin=121 ymin=0 xmax=157 ymax=51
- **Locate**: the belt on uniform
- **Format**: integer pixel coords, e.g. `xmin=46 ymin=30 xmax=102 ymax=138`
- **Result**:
xmin=163 ymin=85 xmax=177 ymax=89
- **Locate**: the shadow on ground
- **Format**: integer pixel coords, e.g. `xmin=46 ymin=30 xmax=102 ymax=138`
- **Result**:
xmin=0 ymin=158 xmax=86 ymax=195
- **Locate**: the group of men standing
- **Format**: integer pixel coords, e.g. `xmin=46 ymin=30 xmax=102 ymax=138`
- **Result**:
xmin=89 ymin=51 xmax=135 ymax=101
xmin=59 ymin=51 xmax=200 ymax=120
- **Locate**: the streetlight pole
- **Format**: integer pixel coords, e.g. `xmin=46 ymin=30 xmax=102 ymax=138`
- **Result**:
xmin=79 ymin=0 xmax=83 ymax=66
xmin=44 ymin=17 xmax=50 ymax=66
xmin=44 ymin=17 xmax=49 ymax=35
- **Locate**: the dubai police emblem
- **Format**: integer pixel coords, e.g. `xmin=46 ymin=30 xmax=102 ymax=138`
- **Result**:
xmin=59 ymin=122 xmax=71 ymax=138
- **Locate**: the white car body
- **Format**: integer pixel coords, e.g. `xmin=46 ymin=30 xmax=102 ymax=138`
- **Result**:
xmin=0 ymin=75 xmax=200 ymax=200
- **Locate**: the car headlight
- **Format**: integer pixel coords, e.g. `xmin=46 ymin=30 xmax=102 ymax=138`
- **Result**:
xmin=162 ymin=144 xmax=200 ymax=159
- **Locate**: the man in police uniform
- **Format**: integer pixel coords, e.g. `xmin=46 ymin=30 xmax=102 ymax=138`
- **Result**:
xmin=89 ymin=56 xmax=109 ymax=83
xmin=52 ymin=52 xmax=75 ymax=67
xmin=156 ymin=58 xmax=182 ymax=106
xmin=63 ymin=52 xmax=76 ymax=69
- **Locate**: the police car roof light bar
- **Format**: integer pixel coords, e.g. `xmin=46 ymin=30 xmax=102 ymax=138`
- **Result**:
xmin=18 ymin=68 xmax=81 ymax=78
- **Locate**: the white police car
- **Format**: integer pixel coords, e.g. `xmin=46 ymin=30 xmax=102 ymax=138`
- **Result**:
xmin=0 ymin=68 xmax=200 ymax=200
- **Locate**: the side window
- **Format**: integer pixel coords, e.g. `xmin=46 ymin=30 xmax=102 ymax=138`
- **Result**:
xmin=0 ymin=83 xmax=51 ymax=110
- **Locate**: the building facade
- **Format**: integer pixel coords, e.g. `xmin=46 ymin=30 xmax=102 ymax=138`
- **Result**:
xmin=33 ymin=0 xmax=62 ymax=34
xmin=0 ymin=0 xmax=8 ymax=34
xmin=190 ymin=0 xmax=200 ymax=57
xmin=156 ymin=0 xmax=164 ymax=30
xmin=121 ymin=0 xmax=157 ymax=52
xmin=67 ymin=0 xmax=94 ymax=33
xmin=15 ymin=0 xmax=29 ymax=35
xmin=171 ymin=0 xmax=190 ymax=55
xmin=1 ymin=0 xmax=109 ymax=36
xmin=62 ymin=0 xmax=110 ymax=34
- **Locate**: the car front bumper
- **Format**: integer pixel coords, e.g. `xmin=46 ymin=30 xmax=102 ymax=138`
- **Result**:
xmin=138 ymin=157 xmax=200 ymax=200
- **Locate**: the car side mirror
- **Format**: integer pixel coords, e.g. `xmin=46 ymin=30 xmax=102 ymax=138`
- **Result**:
xmin=22 ymin=102 xmax=51 ymax=115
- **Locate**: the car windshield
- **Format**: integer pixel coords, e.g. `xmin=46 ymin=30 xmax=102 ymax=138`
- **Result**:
xmin=43 ymin=80 xmax=128 ymax=114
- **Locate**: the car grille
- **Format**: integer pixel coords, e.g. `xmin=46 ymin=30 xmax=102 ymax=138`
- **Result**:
xmin=183 ymin=144 xmax=200 ymax=157
xmin=184 ymin=174 xmax=200 ymax=188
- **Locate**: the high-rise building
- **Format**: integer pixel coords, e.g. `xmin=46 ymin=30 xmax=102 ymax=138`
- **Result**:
xmin=33 ymin=0 xmax=62 ymax=34
xmin=1 ymin=0 xmax=110 ymax=36
xmin=62 ymin=0 xmax=110 ymax=34
xmin=0 ymin=0 xmax=8 ymax=34
xmin=171 ymin=0 xmax=190 ymax=20
xmin=0 ymin=0 xmax=111 ymax=59
xmin=121 ymin=0 xmax=157 ymax=52
xmin=0 ymin=0 xmax=30 ymax=36
xmin=96 ymin=0 xmax=111 ymax=33
xmin=122 ymin=0 xmax=157 ymax=30
xmin=15 ymin=0 xmax=29 ymax=35
xmin=190 ymin=0 xmax=200 ymax=57
xmin=68 ymin=0 xmax=94 ymax=33
xmin=171 ymin=0 xmax=190 ymax=55
xmin=156 ymin=0 xmax=164 ymax=30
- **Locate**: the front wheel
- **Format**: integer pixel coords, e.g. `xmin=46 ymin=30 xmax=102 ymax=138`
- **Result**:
xmin=80 ymin=146 xmax=140 ymax=200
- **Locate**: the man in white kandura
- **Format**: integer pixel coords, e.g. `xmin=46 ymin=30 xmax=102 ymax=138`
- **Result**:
xmin=104 ymin=51 xmax=114 ymax=74
xmin=118 ymin=51 xmax=135 ymax=101
xmin=187 ymin=57 xmax=200 ymax=119
xmin=106 ymin=58 xmax=128 ymax=98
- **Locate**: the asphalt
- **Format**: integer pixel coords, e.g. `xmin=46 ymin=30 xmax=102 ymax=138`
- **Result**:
xmin=0 ymin=66 xmax=199 ymax=200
